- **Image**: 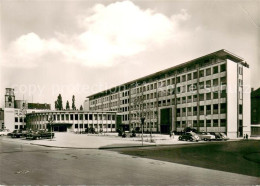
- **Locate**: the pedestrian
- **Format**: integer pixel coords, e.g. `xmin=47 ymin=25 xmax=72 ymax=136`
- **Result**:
xmin=243 ymin=134 xmax=246 ymax=139
xmin=170 ymin=131 xmax=173 ymax=138
xmin=246 ymin=134 xmax=248 ymax=140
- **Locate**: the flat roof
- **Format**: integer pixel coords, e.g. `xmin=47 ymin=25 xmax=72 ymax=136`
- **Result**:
xmin=87 ymin=49 xmax=248 ymax=99
xmin=26 ymin=110 xmax=117 ymax=115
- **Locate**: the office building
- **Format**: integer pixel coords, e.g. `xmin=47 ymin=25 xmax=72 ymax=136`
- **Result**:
xmin=87 ymin=49 xmax=250 ymax=138
xmin=251 ymin=87 xmax=260 ymax=136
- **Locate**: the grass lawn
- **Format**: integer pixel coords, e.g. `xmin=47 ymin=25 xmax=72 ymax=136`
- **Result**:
xmin=114 ymin=140 xmax=260 ymax=177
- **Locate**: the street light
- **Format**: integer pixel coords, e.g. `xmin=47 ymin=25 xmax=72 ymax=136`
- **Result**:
xmin=141 ymin=117 xmax=145 ymax=146
xmin=48 ymin=115 xmax=54 ymax=139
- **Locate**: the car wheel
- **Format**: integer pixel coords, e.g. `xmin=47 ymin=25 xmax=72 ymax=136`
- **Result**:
xmin=189 ymin=138 xmax=193 ymax=142
xmin=179 ymin=137 xmax=182 ymax=141
xmin=204 ymin=138 xmax=207 ymax=141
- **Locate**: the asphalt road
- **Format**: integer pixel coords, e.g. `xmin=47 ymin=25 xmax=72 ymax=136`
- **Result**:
xmin=0 ymin=137 xmax=259 ymax=185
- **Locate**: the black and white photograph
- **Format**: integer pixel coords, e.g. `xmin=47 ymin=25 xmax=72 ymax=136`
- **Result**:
xmin=0 ymin=0 xmax=259 ymax=185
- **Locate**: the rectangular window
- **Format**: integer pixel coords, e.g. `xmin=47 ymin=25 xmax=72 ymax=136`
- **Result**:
xmin=206 ymin=80 xmax=211 ymax=88
xmin=15 ymin=117 xmax=18 ymax=122
xmin=220 ymin=119 xmax=226 ymax=127
xmin=193 ymin=95 xmax=197 ymax=102
xmin=239 ymin=104 xmax=243 ymax=114
xmin=193 ymin=71 xmax=198 ymax=79
xmin=187 ymin=73 xmax=192 ymax=81
xmin=220 ymin=64 xmax=226 ymax=72
xmin=75 ymin=124 xmax=78 ymax=128
xmin=15 ymin=125 xmax=18 ymax=129
xmin=176 ymin=108 xmax=181 ymax=117
xmin=193 ymin=120 xmax=198 ymax=127
xmin=176 ymin=77 xmax=180 ymax=83
xmin=89 ymin=114 xmax=93 ymax=120
xmin=213 ymin=104 xmax=219 ymax=114
xmin=182 ymin=75 xmax=186 ymax=82
xmin=213 ymin=119 xmax=218 ymax=127
xmin=199 ymin=70 xmax=204 ymax=77
xmin=206 ymin=68 xmax=211 ymax=76
xmin=213 ymin=66 xmax=219 ymax=74
xmin=206 ymin=92 xmax=211 ymax=100
xmin=199 ymin=94 xmax=204 ymax=101
xmin=199 ymin=120 xmax=204 ymax=127
xmin=206 ymin=105 xmax=211 ymax=115
xmin=176 ymin=121 xmax=181 ymax=128
xmin=193 ymin=107 xmax=197 ymax=115
xmin=85 ymin=114 xmax=88 ymax=120
xmin=213 ymin=78 xmax=219 ymax=86
xmin=220 ymin=103 xmax=226 ymax=114
xmin=61 ymin=114 xmax=64 ymax=120
xmin=177 ymin=98 xmax=181 ymax=104
xmin=75 ymin=114 xmax=78 ymax=120
xmin=200 ymin=106 xmax=204 ymax=115
xmin=213 ymin=92 xmax=218 ymax=99
xmin=70 ymin=114 xmax=74 ymax=120
xmin=206 ymin=120 xmax=211 ymax=127
xmin=199 ymin=82 xmax=204 ymax=89
xmin=19 ymin=117 xmax=23 ymax=122
xmin=220 ymin=89 xmax=226 ymax=98
xmin=182 ymin=97 xmax=186 ymax=104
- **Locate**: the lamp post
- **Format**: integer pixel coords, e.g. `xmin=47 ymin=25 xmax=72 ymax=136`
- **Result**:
xmin=48 ymin=115 xmax=54 ymax=140
xmin=141 ymin=117 xmax=145 ymax=146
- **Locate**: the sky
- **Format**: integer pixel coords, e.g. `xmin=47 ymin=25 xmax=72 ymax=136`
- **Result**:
xmin=0 ymin=0 xmax=259 ymax=109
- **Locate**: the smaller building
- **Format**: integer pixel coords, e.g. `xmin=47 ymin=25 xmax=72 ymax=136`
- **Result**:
xmin=251 ymin=87 xmax=260 ymax=136
xmin=26 ymin=110 xmax=119 ymax=133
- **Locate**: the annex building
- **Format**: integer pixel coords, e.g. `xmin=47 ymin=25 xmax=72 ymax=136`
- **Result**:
xmin=86 ymin=49 xmax=251 ymax=138
xmin=27 ymin=110 xmax=118 ymax=132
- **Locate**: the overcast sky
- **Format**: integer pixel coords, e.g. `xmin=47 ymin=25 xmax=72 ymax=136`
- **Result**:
xmin=0 ymin=0 xmax=259 ymax=109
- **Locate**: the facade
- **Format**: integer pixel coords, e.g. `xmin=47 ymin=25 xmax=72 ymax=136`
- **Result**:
xmin=87 ymin=49 xmax=250 ymax=138
xmin=4 ymin=88 xmax=51 ymax=131
xmin=26 ymin=110 xmax=118 ymax=132
xmin=251 ymin=88 xmax=260 ymax=136
xmin=0 ymin=108 xmax=4 ymax=129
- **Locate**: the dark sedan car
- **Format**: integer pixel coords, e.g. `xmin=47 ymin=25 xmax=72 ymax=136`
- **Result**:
xmin=178 ymin=133 xmax=199 ymax=142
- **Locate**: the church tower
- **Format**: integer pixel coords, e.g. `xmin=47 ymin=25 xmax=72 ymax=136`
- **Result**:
xmin=5 ymin=88 xmax=15 ymax=108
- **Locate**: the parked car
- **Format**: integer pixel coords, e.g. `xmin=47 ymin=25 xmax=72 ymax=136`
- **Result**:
xmin=178 ymin=133 xmax=199 ymax=142
xmin=26 ymin=130 xmax=54 ymax=140
xmin=10 ymin=130 xmax=23 ymax=138
xmin=198 ymin=132 xmax=216 ymax=141
xmin=219 ymin=132 xmax=229 ymax=141
xmin=0 ymin=129 xmax=10 ymax=136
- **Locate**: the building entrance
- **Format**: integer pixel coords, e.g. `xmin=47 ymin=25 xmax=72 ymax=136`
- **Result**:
xmin=160 ymin=108 xmax=172 ymax=134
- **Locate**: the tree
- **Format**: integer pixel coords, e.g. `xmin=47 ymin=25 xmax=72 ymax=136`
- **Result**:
xmin=80 ymin=105 xmax=83 ymax=110
xmin=72 ymin=95 xmax=76 ymax=110
xmin=55 ymin=94 xmax=63 ymax=110
xmin=66 ymin=100 xmax=70 ymax=110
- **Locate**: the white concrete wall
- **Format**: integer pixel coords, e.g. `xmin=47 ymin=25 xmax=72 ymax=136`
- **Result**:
xmin=4 ymin=108 xmax=15 ymax=131
xmin=83 ymin=99 xmax=90 ymax=111
xmin=227 ymin=60 xmax=238 ymax=138
xmin=243 ymin=66 xmax=251 ymax=136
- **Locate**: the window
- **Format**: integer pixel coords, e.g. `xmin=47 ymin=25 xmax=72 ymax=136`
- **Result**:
xmin=199 ymin=82 xmax=204 ymax=89
xmin=57 ymin=115 xmax=60 ymax=121
xmin=177 ymin=108 xmax=181 ymax=117
xmin=220 ymin=89 xmax=226 ymax=98
xmin=182 ymin=108 xmax=186 ymax=116
xmin=213 ymin=79 xmax=219 ymax=86
xmin=70 ymin=114 xmax=74 ymax=120
xmin=187 ymin=96 xmax=192 ymax=103
xmin=193 ymin=107 xmax=197 ymax=115
xmin=213 ymin=92 xmax=218 ymax=99
xmin=193 ymin=95 xmax=198 ymax=102
xmin=220 ymin=103 xmax=226 ymax=114
xmin=220 ymin=64 xmax=226 ymax=72
xmin=199 ymin=120 xmax=204 ymax=127
xmin=85 ymin=114 xmax=88 ymax=120
xmin=206 ymin=68 xmax=211 ymax=76
xmin=220 ymin=77 xmax=226 ymax=85
xmin=15 ymin=117 xmax=18 ymax=122
xmin=15 ymin=125 xmax=18 ymax=129
xmin=19 ymin=117 xmax=23 ymax=122
xmin=177 ymin=98 xmax=181 ymax=104
xmin=199 ymin=70 xmax=204 ymax=77
xmin=188 ymin=107 xmax=192 ymax=116
xmin=193 ymin=71 xmax=198 ymax=79
xmin=89 ymin=114 xmax=93 ymax=120
xmin=84 ymin=124 xmax=88 ymax=128
xmin=200 ymin=106 xmax=204 ymax=115
xmin=80 ymin=114 xmax=83 ymax=120
xmin=61 ymin=114 xmax=64 ymax=120
xmin=75 ymin=114 xmax=78 ymax=120
xmin=206 ymin=93 xmax=211 ymax=100
xmin=182 ymin=75 xmax=186 ymax=82
xmin=182 ymin=97 xmax=186 ymax=104
xmin=213 ymin=104 xmax=218 ymax=114
xmin=75 ymin=124 xmax=78 ymax=128
xmin=206 ymin=120 xmax=211 ymax=127
xmin=220 ymin=119 xmax=226 ymax=127
xmin=206 ymin=80 xmax=211 ymax=88
xmin=213 ymin=119 xmax=218 ymax=127
xmin=187 ymin=73 xmax=192 ymax=81
xmin=176 ymin=77 xmax=180 ymax=83
xmin=239 ymin=104 xmax=243 ymax=114
xmin=206 ymin=105 xmax=211 ymax=115
xmin=176 ymin=121 xmax=181 ymax=128
xmin=213 ymin=66 xmax=219 ymax=74
xmin=199 ymin=94 xmax=204 ymax=101
xmin=193 ymin=120 xmax=198 ymax=127
xmin=239 ymin=66 xmax=243 ymax=75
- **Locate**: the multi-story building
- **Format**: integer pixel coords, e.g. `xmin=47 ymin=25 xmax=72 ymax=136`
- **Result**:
xmin=4 ymin=88 xmax=51 ymax=131
xmin=87 ymin=49 xmax=250 ymax=138
xmin=0 ymin=108 xmax=4 ymax=129
xmin=26 ymin=110 xmax=118 ymax=132
xmin=251 ymin=87 xmax=260 ymax=136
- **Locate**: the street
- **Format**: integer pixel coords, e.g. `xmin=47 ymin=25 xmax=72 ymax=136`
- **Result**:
xmin=0 ymin=138 xmax=259 ymax=185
